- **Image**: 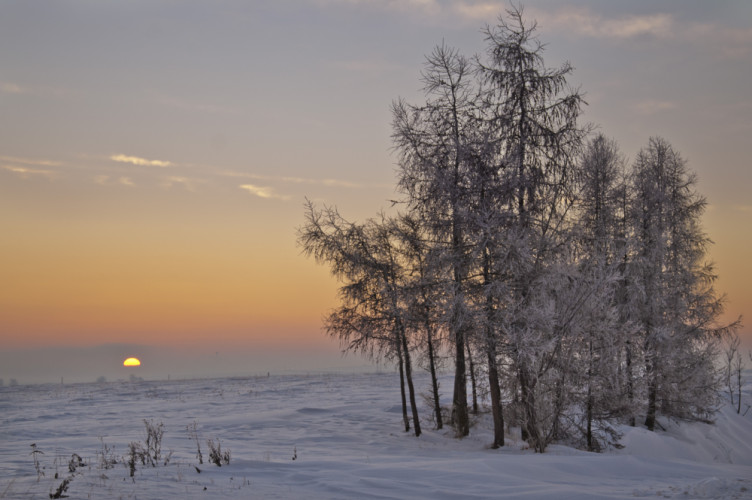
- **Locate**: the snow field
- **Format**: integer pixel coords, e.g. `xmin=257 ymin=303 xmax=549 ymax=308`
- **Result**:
xmin=1 ymin=372 xmax=750 ymax=499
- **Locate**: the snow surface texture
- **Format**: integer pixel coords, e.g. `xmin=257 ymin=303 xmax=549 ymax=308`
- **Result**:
xmin=1 ymin=373 xmax=750 ymax=499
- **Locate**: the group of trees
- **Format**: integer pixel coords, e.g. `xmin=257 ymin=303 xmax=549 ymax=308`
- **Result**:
xmin=298 ymin=6 xmax=738 ymax=452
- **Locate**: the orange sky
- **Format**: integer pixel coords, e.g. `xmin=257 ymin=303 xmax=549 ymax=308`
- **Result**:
xmin=1 ymin=1 xmax=750 ymax=383
xmin=0 ymin=177 xmax=343 ymax=348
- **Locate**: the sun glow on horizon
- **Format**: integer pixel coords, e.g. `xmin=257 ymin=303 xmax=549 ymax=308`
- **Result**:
xmin=123 ymin=357 xmax=141 ymax=367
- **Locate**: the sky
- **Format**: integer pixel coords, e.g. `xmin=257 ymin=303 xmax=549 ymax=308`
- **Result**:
xmin=1 ymin=0 xmax=751 ymax=384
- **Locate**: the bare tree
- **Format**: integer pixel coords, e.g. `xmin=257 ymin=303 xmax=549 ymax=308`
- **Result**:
xmin=392 ymin=43 xmax=480 ymax=437
xmin=724 ymin=332 xmax=745 ymax=414
xmin=392 ymin=214 xmax=446 ymax=429
xmin=299 ymin=203 xmax=422 ymax=436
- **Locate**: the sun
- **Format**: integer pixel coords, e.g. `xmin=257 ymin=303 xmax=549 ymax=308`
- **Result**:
xmin=123 ymin=357 xmax=141 ymax=367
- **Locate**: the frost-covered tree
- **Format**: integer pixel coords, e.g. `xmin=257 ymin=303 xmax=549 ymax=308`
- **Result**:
xmin=577 ymin=135 xmax=625 ymax=263
xmin=300 ymin=5 xmax=738 ymax=452
xmin=392 ymin=43 xmax=481 ymax=437
xmin=573 ymin=134 xmax=632 ymax=449
xmin=629 ymin=137 xmax=731 ymax=430
xmin=476 ymin=5 xmax=588 ymax=452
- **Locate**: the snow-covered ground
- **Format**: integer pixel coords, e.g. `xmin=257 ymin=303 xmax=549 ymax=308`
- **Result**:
xmin=1 ymin=372 xmax=750 ymax=499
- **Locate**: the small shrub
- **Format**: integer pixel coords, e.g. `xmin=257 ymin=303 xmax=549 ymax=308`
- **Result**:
xmin=142 ymin=419 xmax=164 ymax=467
xmin=67 ymin=454 xmax=85 ymax=473
xmin=186 ymin=421 xmax=203 ymax=464
xmin=207 ymin=439 xmax=230 ymax=466
xmin=49 ymin=477 xmax=70 ymax=499
xmin=30 ymin=444 xmax=44 ymax=481
xmin=126 ymin=442 xmax=145 ymax=477
xmin=96 ymin=437 xmax=118 ymax=470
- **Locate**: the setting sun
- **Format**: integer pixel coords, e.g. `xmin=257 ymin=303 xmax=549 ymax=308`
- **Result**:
xmin=123 ymin=357 xmax=141 ymax=367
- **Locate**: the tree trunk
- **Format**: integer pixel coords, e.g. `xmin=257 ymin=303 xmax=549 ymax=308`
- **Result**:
xmin=451 ymin=254 xmax=470 ymax=436
xmin=396 ymin=339 xmax=410 ymax=433
xmin=487 ymin=347 xmax=505 ymax=448
xmin=519 ymin=365 xmax=543 ymax=452
xmin=467 ymin=342 xmax=479 ymax=415
xmin=426 ymin=319 xmax=443 ymax=429
xmin=586 ymin=339 xmax=594 ymax=451
xmin=452 ymin=323 xmax=470 ymax=437
xmin=483 ymin=249 xmax=504 ymax=447
xmin=644 ymin=335 xmax=657 ymax=431
xmin=737 ymin=364 xmax=742 ymax=415
xmin=625 ymin=340 xmax=635 ymax=427
xmin=400 ymin=325 xmax=422 ymax=437
xmin=586 ymin=382 xmax=593 ymax=451
xmin=645 ymin=371 xmax=657 ymax=431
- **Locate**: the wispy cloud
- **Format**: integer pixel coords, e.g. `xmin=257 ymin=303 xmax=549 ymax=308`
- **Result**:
xmin=329 ymin=59 xmax=404 ymax=75
xmin=312 ymin=0 xmax=440 ymax=16
xmin=2 ymin=165 xmax=56 ymax=179
xmin=0 ymin=81 xmax=68 ymax=97
xmin=520 ymin=6 xmax=751 ymax=57
xmin=684 ymin=23 xmax=752 ymax=58
xmin=634 ymin=99 xmax=677 ymax=116
xmin=239 ymin=184 xmax=291 ymax=201
xmin=1 ymin=155 xmax=60 ymax=179
xmin=1 ymin=82 xmax=27 ymax=94
xmin=162 ymin=176 xmax=205 ymax=192
xmin=310 ymin=0 xmax=669 ymax=34
xmin=450 ymin=1 xmax=503 ymax=22
xmin=472 ymin=4 xmax=677 ymax=36
xmin=0 ymin=155 xmax=62 ymax=167
xmin=525 ymin=6 xmax=674 ymax=39
xmin=734 ymin=205 xmax=752 ymax=213
xmin=94 ymin=175 xmax=136 ymax=187
xmin=157 ymin=95 xmax=240 ymax=115
xmin=224 ymin=171 xmax=376 ymax=189
xmin=309 ymin=1 xmax=751 ymax=56
xmin=111 ymin=154 xmax=173 ymax=168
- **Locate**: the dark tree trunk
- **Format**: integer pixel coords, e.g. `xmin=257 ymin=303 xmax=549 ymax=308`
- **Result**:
xmin=626 ymin=339 xmax=635 ymax=427
xmin=451 ymin=249 xmax=470 ymax=436
xmin=586 ymin=339 xmax=594 ymax=451
xmin=487 ymin=347 xmax=504 ymax=448
xmin=400 ymin=325 xmax=422 ymax=437
xmin=645 ymin=370 xmax=657 ymax=431
xmin=645 ymin=381 xmax=657 ymax=431
xmin=396 ymin=339 xmax=410 ymax=433
xmin=519 ymin=365 xmax=542 ymax=452
xmin=452 ymin=324 xmax=470 ymax=437
xmin=467 ymin=342 xmax=479 ymax=415
xmin=586 ymin=383 xmax=593 ymax=451
xmin=426 ymin=319 xmax=443 ymax=429
xmin=644 ymin=335 xmax=657 ymax=432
